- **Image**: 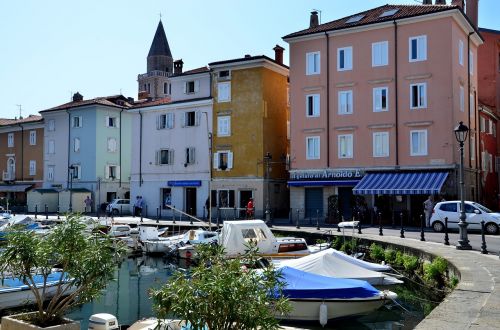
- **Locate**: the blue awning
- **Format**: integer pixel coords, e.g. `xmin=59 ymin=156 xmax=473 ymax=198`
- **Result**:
xmin=352 ymin=171 xmax=449 ymax=195
xmin=288 ymin=180 xmax=360 ymax=187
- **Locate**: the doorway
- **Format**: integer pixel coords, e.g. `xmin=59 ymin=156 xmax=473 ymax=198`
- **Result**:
xmin=107 ymin=192 xmax=117 ymax=202
xmin=239 ymin=190 xmax=253 ymax=218
xmin=338 ymin=187 xmax=353 ymax=220
xmin=185 ymin=188 xmax=197 ymax=216
xmin=305 ymin=188 xmax=323 ymax=218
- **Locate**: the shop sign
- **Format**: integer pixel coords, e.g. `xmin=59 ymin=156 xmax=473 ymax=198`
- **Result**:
xmin=167 ymin=180 xmax=202 ymax=187
xmin=290 ymin=169 xmax=364 ymax=181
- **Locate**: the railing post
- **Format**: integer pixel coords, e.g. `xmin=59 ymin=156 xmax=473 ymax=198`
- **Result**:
xmin=378 ymin=212 xmax=383 ymax=236
xmin=480 ymin=220 xmax=488 ymax=254
xmin=420 ymin=214 xmax=426 ymax=241
xmin=296 ymin=209 xmax=300 ymax=229
xmin=400 ymin=212 xmax=405 ymax=238
xmin=444 ymin=217 xmax=450 ymax=245
xmin=234 ymin=207 xmax=237 ymax=220
xmin=45 ymin=204 xmax=48 ymax=220
xmin=190 ymin=208 xmax=194 ymax=225
xmin=337 ymin=210 xmax=341 ymax=232
xmin=316 ymin=209 xmax=320 ymax=230
xmin=156 ymin=207 xmax=159 ymax=223
xmin=357 ymin=211 xmax=362 ymax=234
xmin=172 ymin=205 xmax=176 ymax=224
xmin=35 ymin=204 xmax=38 ymax=219
xmin=57 ymin=206 xmax=60 ymax=220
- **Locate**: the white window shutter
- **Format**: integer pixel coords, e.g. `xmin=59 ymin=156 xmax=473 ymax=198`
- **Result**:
xmin=105 ymin=165 xmax=110 ymax=179
xmin=227 ymin=152 xmax=233 ymax=169
xmin=105 ymin=116 xmax=109 ymax=127
xmin=116 ymin=117 xmax=120 ymax=128
xmin=156 ymin=115 xmax=160 ymax=130
xmin=155 ymin=151 xmax=159 ymax=165
xmin=191 ymin=148 xmax=196 ymax=163
xmin=183 ymin=82 xmax=187 ymax=94
xmin=196 ymin=111 xmax=201 ymax=126
xmin=80 ymin=116 xmax=83 ymax=127
xmin=116 ymin=166 xmax=121 ymax=179
xmin=181 ymin=113 xmax=186 ymax=127
xmin=169 ymin=150 xmax=174 ymax=164
xmin=194 ymin=80 xmax=200 ymax=93
xmin=213 ymin=152 xmax=219 ymax=169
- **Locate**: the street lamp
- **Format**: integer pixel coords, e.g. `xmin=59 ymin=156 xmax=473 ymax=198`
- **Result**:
xmin=264 ymin=152 xmax=272 ymax=223
xmin=454 ymin=121 xmax=472 ymax=250
xmin=68 ymin=165 xmax=75 ymax=212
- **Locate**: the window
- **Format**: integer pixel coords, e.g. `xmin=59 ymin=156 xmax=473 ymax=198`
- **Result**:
xmin=106 ymin=116 xmax=118 ymax=128
xmin=469 ymin=51 xmax=474 ymax=75
xmin=480 ymin=117 xmax=486 ymax=132
xmin=72 ymin=116 xmax=82 ymax=128
xmin=337 ymin=47 xmax=353 ymax=71
xmin=460 ymin=86 xmax=465 ymax=112
xmin=184 ymin=80 xmax=199 ymax=94
xmin=215 ymin=189 xmax=235 ymax=207
xmin=409 ymin=35 xmax=427 ymax=62
xmin=470 ymin=93 xmax=475 ymax=113
xmin=162 ymin=188 xmax=172 ymax=209
xmin=73 ymin=138 xmax=80 ymax=152
xmin=379 ymin=9 xmax=399 ymax=17
xmin=439 ymin=202 xmax=457 ymax=212
xmin=459 ymin=39 xmax=464 ymax=66
xmin=306 ymin=136 xmax=320 ymax=160
xmin=7 ymin=133 xmax=13 ymax=147
xmin=373 ymin=87 xmax=388 ymax=112
xmin=213 ymin=151 xmax=233 ymax=170
xmin=218 ymin=70 xmax=231 ymax=79
xmin=163 ymin=82 xmax=170 ymax=95
xmin=72 ymin=165 xmax=81 ymax=179
xmin=157 ymin=149 xmax=174 ymax=165
xmin=410 ymin=130 xmax=427 ymax=156
xmin=48 ymin=140 xmax=55 ymax=154
xmin=48 ymin=119 xmax=55 ymax=131
xmin=373 ymin=132 xmax=389 ymax=157
xmin=106 ymin=165 xmax=119 ymax=180
xmin=217 ymin=116 xmax=231 ymax=136
xmin=338 ymin=90 xmax=353 ymax=114
xmin=184 ymin=111 xmax=199 ymax=127
xmin=47 ymin=165 xmax=55 ymax=181
xmin=338 ymin=134 xmax=353 ymax=159
xmin=107 ymin=138 xmax=117 ymax=152
xmin=29 ymin=160 xmax=36 ymax=176
xmin=185 ymin=147 xmax=196 ymax=165
xmin=157 ymin=113 xmax=174 ymax=129
xmin=306 ymin=94 xmax=320 ymax=117
xmin=217 ymin=82 xmax=231 ymax=102
xmin=345 ymin=14 xmax=364 ymax=24
xmin=29 ymin=130 xmax=36 ymax=145
xmin=410 ymin=83 xmax=427 ymax=109
xmin=306 ymin=51 xmax=320 ymax=75
xmin=372 ymin=41 xmax=388 ymax=67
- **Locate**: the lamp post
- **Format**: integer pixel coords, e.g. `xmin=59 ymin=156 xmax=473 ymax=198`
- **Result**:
xmin=68 ymin=165 xmax=75 ymax=213
xmin=264 ymin=152 xmax=272 ymax=224
xmin=454 ymin=121 xmax=472 ymax=250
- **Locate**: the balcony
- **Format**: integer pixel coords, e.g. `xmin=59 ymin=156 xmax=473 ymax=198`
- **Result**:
xmin=137 ymin=70 xmax=173 ymax=80
xmin=3 ymin=171 xmax=15 ymax=181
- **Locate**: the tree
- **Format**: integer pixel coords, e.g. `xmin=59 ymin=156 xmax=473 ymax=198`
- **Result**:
xmin=0 ymin=214 xmax=122 ymax=327
xmin=150 ymin=243 xmax=291 ymax=330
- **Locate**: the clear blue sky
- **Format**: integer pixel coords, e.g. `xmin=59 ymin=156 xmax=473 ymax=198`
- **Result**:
xmin=1 ymin=0 xmax=498 ymax=119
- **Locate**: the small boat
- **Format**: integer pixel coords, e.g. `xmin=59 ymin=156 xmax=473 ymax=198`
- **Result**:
xmin=140 ymin=227 xmax=215 ymax=255
xmin=276 ymin=248 xmax=402 ymax=286
xmin=176 ymin=231 xmax=219 ymax=259
xmin=0 ymin=215 xmax=43 ymax=240
xmin=276 ymin=266 xmax=397 ymax=325
xmin=0 ymin=271 xmax=74 ymax=310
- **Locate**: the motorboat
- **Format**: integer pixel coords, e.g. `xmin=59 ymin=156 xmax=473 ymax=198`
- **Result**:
xmin=276 ymin=266 xmax=397 ymax=325
xmin=0 ymin=215 xmax=44 ymax=240
xmin=0 ymin=271 xmax=74 ymax=310
xmin=140 ymin=227 xmax=215 ymax=255
xmin=276 ymin=248 xmax=402 ymax=286
xmin=175 ymin=231 xmax=219 ymax=259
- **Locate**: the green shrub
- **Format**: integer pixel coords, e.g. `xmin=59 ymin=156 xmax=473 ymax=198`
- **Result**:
xmin=384 ymin=249 xmax=397 ymax=264
xmin=394 ymin=251 xmax=405 ymax=267
xmin=423 ymin=257 xmax=447 ymax=283
xmin=449 ymin=276 xmax=459 ymax=288
xmin=332 ymin=236 xmax=342 ymax=250
xmin=402 ymin=255 xmax=419 ymax=272
xmin=369 ymin=243 xmax=385 ymax=262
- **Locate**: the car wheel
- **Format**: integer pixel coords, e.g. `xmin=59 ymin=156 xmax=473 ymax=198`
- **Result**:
xmin=432 ymin=221 xmax=445 ymax=233
xmin=112 ymin=209 xmax=119 ymax=216
xmin=484 ymin=222 xmax=499 ymax=235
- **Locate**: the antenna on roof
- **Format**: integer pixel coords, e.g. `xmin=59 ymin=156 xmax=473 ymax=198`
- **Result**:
xmin=312 ymin=9 xmax=322 ymax=24
xmin=159 ymin=12 xmax=162 ymax=21
xmin=16 ymin=104 xmax=22 ymax=119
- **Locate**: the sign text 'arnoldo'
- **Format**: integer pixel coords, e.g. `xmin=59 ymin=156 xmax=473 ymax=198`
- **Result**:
xmin=290 ymin=169 xmax=364 ymax=181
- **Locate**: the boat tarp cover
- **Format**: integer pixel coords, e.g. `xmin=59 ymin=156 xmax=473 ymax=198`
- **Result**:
xmin=280 ymin=266 xmax=380 ymax=299
xmin=278 ymin=248 xmax=399 ymax=285
xmin=0 ymin=272 xmax=67 ymax=292
xmin=221 ymin=220 xmax=275 ymax=256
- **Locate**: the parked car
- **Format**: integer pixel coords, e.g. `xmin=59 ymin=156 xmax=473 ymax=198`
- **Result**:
xmin=106 ymin=199 xmax=131 ymax=215
xmin=430 ymin=201 xmax=500 ymax=234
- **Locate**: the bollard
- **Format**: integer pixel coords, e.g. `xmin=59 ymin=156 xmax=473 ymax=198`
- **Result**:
xmin=480 ymin=220 xmax=488 ymax=254
xmin=357 ymin=212 xmax=362 ymax=234
xmin=378 ymin=212 xmax=383 ymax=236
xmin=400 ymin=212 xmax=405 ymax=238
xmin=172 ymin=205 xmax=176 ymax=224
xmin=234 ymin=207 xmax=237 ymax=220
xmin=444 ymin=217 xmax=450 ymax=245
xmin=45 ymin=204 xmax=48 ymax=220
xmin=296 ymin=209 xmax=300 ymax=229
xmin=57 ymin=206 xmax=60 ymax=220
xmin=337 ymin=210 xmax=341 ymax=232
xmin=97 ymin=208 xmax=100 ymax=219
xmin=156 ymin=207 xmax=159 ymax=223
xmin=316 ymin=209 xmax=320 ymax=230
xmin=140 ymin=210 xmax=143 ymax=223
xmin=420 ymin=214 xmax=426 ymax=241
xmin=190 ymin=208 xmax=194 ymax=225
xmin=35 ymin=205 xmax=38 ymax=219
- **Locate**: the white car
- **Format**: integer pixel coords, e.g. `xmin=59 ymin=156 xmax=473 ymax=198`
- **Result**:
xmin=106 ymin=199 xmax=131 ymax=215
xmin=430 ymin=201 xmax=500 ymax=235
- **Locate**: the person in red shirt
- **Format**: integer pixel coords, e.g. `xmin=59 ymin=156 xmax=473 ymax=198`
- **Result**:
xmin=246 ymin=198 xmax=254 ymax=219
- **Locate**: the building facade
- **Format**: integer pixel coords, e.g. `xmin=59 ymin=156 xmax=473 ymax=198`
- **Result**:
xmin=0 ymin=115 xmax=44 ymax=206
xmin=39 ymin=93 xmax=133 ymax=212
xmin=284 ymin=2 xmax=482 ymax=224
xmin=209 ymin=51 xmax=290 ymax=219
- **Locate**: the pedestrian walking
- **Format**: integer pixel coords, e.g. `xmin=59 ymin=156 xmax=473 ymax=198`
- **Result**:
xmin=246 ymin=198 xmax=254 ymax=219
xmin=423 ymin=195 xmax=434 ymax=228
xmin=84 ymin=196 xmax=92 ymax=214
xmin=134 ymin=196 xmax=143 ymax=217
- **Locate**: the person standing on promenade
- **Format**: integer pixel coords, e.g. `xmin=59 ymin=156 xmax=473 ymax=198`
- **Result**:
xmin=423 ymin=195 xmax=434 ymax=228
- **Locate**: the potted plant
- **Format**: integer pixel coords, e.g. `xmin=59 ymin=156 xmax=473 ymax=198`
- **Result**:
xmin=0 ymin=213 xmax=121 ymax=329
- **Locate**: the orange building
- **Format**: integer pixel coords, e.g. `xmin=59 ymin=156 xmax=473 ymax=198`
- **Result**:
xmin=0 ymin=115 xmax=44 ymax=207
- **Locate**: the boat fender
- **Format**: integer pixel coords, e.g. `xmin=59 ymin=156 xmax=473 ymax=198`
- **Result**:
xmin=319 ymin=302 xmax=328 ymax=327
xmin=186 ymin=250 xmax=192 ymax=259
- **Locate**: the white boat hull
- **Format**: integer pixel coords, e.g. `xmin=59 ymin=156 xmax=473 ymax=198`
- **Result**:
xmin=0 ymin=283 xmax=75 ymax=310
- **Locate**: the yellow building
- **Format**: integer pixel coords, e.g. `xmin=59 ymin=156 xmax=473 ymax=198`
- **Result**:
xmin=209 ymin=48 xmax=290 ymax=219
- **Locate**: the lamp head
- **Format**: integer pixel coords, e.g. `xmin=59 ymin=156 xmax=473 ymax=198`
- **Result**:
xmin=454 ymin=121 xmax=469 ymax=143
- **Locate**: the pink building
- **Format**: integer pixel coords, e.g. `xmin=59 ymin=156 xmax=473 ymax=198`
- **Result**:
xmin=284 ymin=1 xmax=482 ymax=224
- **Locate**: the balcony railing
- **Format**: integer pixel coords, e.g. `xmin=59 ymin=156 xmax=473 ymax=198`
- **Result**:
xmin=137 ymin=70 xmax=173 ymax=80
xmin=3 ymin=171 xmax=14 ymax=181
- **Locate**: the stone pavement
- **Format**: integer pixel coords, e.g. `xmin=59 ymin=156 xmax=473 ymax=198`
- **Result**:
xmin=273 ymin=225 xmax=500 ymax=329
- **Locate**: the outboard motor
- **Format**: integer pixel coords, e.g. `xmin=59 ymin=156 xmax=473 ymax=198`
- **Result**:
xmin=88 ymin=313 xmax=119 ymax=330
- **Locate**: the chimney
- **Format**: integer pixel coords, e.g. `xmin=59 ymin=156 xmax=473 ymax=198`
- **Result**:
xmin=435 ymin=0 xmax=446 ymax=4
xmin=244 ymin=54 xmax=251 ymax=58
xmin=466 ymin=0 xmax=479 ymax=28
xmin=309 ymin=11 xmax=319 ymax=28
xmin=72 ymin=92 xmax=83 ymax=102
xmin=273 ymin=45 xmax=285 ymax=65
xmin=174 ymin=59 xmax=184 ymax=75
xmin=422 ymin=0 xmax=432 ymax=4
xmin=127 ymin=97 xmax=134 ymax=104
xmin=138 ymin=91 xmax=148 ymax=100
xmin=451 ymin=0 xmax=464 ymax=9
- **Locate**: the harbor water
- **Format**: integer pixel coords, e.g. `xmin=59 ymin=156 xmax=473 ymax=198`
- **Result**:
xmin=65 ymin=255 xmax=433 ymax=330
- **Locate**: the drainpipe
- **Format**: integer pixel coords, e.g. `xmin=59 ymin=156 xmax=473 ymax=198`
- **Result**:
xmin=66 ymin=109 xmax=71 ymax=189
xmin=139 ymin=110 xmax=143 ymax=187
xmin=467 ymin=31 xmax=476 ymax=199
xmin=17 ymin=123 xmax=24 ymax=181
xmin=393 ymin=20 xmax=399 ymax=167
xmin=325 ymin=31 xmax=330 ymax=168
xmin=119 ymin=108 xmax=124 ymax=188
